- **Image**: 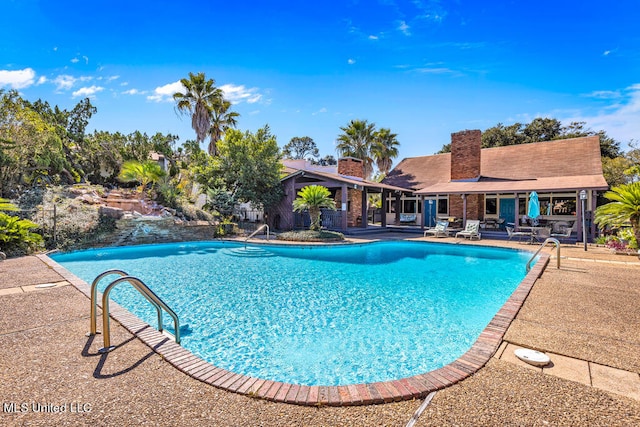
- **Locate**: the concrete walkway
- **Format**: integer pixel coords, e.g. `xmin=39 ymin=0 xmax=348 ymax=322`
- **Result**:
xmin=1 ymin=238 xmax=640 ymax=426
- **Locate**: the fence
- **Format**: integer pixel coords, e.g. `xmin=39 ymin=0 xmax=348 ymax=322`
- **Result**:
xmin=10 ymin=206 xmax=58 ymax=245
xmin=293 ymin=209 xmax=343 ymax=230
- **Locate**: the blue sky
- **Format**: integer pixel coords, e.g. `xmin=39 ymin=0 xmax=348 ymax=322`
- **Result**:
xmin=1 ymin=0 xmax=639 ymax=162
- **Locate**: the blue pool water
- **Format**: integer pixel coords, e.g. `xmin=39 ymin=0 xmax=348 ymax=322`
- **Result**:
xmin=52 ymin=240 xmax=533 ymax=386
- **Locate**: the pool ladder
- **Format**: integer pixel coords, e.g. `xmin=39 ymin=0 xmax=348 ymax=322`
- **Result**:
xmin=89 ymin=269 xmax=181 ymax=353
xmin=244 ymin=224 xmax=270 ymax=247
xmin=526 ymin=238 xmax=561 ymax=272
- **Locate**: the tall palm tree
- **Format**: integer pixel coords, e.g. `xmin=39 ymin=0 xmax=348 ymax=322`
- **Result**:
xmin=372 ymin=128 xmax=400 ymax=176
xmin=173 ymin=72 xmax=223 ymax=152
xmin=292 ymin=185 xmax=336 ymax=231
xmin=208 ymin=99 xmax=240 ymax=156
xmin=595 ymin=182 xmax=640 ymax=253
xmin=118 ymin=160 xmax=166 ymax=194
xmin=336 ymin=119 xmax=376 ymax=179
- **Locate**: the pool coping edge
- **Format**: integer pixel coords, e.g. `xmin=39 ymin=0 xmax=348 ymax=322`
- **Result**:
xmin=38 ymin=251 xmax=550 ymax=406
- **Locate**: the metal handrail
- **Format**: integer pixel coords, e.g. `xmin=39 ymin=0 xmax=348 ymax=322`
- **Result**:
xmin=526 ymin=237 xmax=561 ymax=272
xmin=245 ymin=224 xmax=270 ymax=246
xmin=98 ymin=275 xmax=180 ymax=353
xmin=89 ymin=269 xmax=129 ymax=335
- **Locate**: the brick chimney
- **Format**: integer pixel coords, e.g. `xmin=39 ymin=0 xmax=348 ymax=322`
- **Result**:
xmin=450 ymin=130 xmax=481 ymax=180
xmin=338 ymin=157 xmax=364 ymax=179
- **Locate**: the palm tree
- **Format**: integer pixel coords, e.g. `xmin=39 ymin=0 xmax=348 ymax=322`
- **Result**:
xmin=118 ymin=160 xmax=166 ymax=194
xmin=208 ymin=99 xmax=239 ymax=156
xmin=372 ymin=128 xmax=400 ymax=176
xmin=595 ymin=182 xmax=640 ymax=253
xmin=336 ymin=119 xmax=376 ymax=179
xmin=173 ymin=72 xmax=223 ymax=153
xmin=292 ymin=185 xmax=336 ymax=231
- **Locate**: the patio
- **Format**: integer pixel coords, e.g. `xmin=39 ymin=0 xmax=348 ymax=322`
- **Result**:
xmin=1 ymin=237 xmax=639 ymax=426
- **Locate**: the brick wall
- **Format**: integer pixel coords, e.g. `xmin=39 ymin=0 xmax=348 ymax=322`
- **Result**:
xmin=450 ymin=130 xmax=481 ymax=180
xmin=338 ymin=157 xmax=364 ymax=178
xmin=450 ymin=194 xmax=484 ymax=221
xmin=334 ymin=188 xmax=363 ymax=226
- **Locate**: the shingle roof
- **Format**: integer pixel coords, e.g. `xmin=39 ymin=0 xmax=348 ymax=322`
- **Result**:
xmin=382 ymin=136 xmax=609 ymax=194
xmin=282 ymin=168 xmax=409 ymax=193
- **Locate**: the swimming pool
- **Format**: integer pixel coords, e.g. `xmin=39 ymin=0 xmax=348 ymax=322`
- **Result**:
xmin=51 ymin=240 xmax=534 ymax=387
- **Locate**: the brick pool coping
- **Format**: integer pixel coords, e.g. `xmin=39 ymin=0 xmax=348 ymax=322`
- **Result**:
xmin=39 ymin=250 xmax=550 ymax=406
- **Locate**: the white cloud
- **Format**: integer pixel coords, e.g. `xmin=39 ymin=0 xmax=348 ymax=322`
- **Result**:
xmin=0 ymin=68 xmax=36 ymax=89
xmin=147 ymin=81 xmax=184 ymax=102
xmin=312 ymin=107 xmax=328 ymax=116
xmin=603 ymin=50 xmax=611 ymax=56
xmin=37 ymin=76 xmax=47 ymax=85
xmin=122 ymin=88 xmax=145 ymax=95
xmin=220 ymin=83 xmax=264 ymax=104
xmin=53 ymin=74 xmax=76 ymax=90
xmin=585 ymin=90 xmax=622 ymax=100
xmin=570 ymin=84 xmax=640 ymax=144
xmin=369 ymin=35 xmax=379 ymax=40
xmin=70 ymin=58 xmax=79 ymax=63
xmin=348 ymin=58 xmax=356 ymax=65
xmin=72 ymin=85 xmax=104 ymax=98
xmin=398 ymin=20 xmax=410 ymax=35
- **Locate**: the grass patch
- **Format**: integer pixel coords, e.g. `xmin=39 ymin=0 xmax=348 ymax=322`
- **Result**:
xmin=277 ymin=230 xmax=344 ymax=242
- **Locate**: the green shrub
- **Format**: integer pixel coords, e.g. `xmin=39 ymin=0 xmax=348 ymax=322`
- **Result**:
xmin=0 ymin=212 xmax=44 ymax=256
xmin=277 ymin=230 xmax=344 ymax=242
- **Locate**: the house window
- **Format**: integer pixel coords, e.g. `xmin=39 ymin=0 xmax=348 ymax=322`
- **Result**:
xmin=485 ymin=197 xmax=497 ymax=215
xmin=403 ymin=199 xmax=416 ymax=213
xmin=437 ymin=198 xmax=448 ymax=215
xmin=552 ymin=197 xmax=576 ymax=215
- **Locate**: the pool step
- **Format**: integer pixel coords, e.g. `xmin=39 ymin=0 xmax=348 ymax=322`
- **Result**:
xmin=222 ymin=247 xmax=275 ymax=258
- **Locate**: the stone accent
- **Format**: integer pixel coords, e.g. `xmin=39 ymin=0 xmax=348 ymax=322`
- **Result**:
xmin=96 ymin=217 xmax=217 ymax=247
xmin=450 ymin=130 xmax=481 ymax=181
xmin=338 ymin=157 xmax=364 ymax=178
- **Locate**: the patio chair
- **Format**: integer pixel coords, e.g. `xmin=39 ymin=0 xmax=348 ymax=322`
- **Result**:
xmin=455 ymin=219 xmax=481 ymax=240
xmin=424 ymin=220 xmax=449 ymax=238
xmin=533 ymin=226 xmax=552 ymax=243
xmin=551 ymin=225 xmax=573 ymax=241
xmin=506 ymin=226 xmax=531 ymax=243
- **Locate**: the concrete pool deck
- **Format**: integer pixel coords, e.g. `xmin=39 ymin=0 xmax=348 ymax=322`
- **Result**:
xmin=1 ymin=236 xmax=640 ymax=425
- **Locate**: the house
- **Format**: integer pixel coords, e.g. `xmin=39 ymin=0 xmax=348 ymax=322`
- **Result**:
xmin=381 ymin=129 xmax=609 ymax=241
xmin=271 ymin=157 xmax=410 ymax=231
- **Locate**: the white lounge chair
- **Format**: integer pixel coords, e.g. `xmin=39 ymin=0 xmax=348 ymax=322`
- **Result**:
xmin=424 ymin=221 xmax=449 ymax=238
xmin=455 ymin=219 xmax=481 ymax=240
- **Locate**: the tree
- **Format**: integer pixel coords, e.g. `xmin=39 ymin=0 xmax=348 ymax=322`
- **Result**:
xmin=312 ymin=155 xmax=337 ymax=166
xmin=195 ymin=125 xmax=283 ymax=210
xmin=208 ymin=99 xmax=239 ymax=156
xmin=282 ymin=136 xmax=319 ymax=160
xmin=336 ymin=119 xmax=376 ymax=179
xmin=173 ymin=72 xmax=224 ymax=154
xmin=595 ymin=182 xmax=640 ymax=255
xmin=372 ymin=128 xmax=400 ymax=176
xmin=522 ymin=118 xmax=562 ymax=142
xmin=602 ymin=156 xmax=634 ymax=187
xmin=118 ymin=160 xmax=166 ymax=194
xmin=292 ymin=185 xmax=336 ymax=231
xmin=0 ymin=197 xmax=18 ymax=211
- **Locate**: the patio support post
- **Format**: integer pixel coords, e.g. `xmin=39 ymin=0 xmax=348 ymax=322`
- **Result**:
xmin=394 ymin=192 xmax=401 ymax=225
xmin=462 ymin=194 xmax=467 ymax=226
xmin=381 ymin=190 xmax=387 ymax=227
xmin=360 ymin=187 xmax=367 ymax=228
xmin=341 ymin=183 xmax=348 ymax=231
xmin=514 ymin=193 xmax=520 ymax=229
xmin=590 ymin=190 xmax=596 ymax=242
xmin=420 ymin=195 xmax=425 ymax=230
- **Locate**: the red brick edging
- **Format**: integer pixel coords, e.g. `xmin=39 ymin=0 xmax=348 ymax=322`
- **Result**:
xmin=39 ymin=251 xmax=549 ymax=406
